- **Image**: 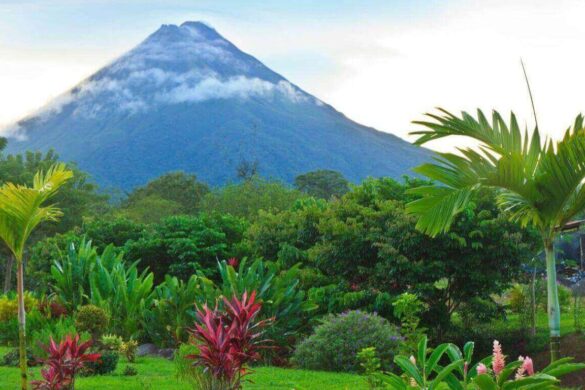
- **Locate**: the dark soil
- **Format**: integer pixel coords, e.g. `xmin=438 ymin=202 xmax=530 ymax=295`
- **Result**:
xmin=532 ymin=333 xmax=585 ymax=388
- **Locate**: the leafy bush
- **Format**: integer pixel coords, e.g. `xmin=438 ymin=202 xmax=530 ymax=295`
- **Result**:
xmin=0 ymin=292 xmax=37 ymax=321
xmin=75 ymin=305 xmax=109 ymax=341
xmin=101 ymin=334 xmax=123 ymax=351
xmin=123 ymin=365 xmax=138 ymax=376
xmin=120 ymin=339 xmax=138 ymax=363
xmin=292 ymin=310 xmax=401 ymax=372
xmin=175 ymin=343 xmax=209 ymax=388
xmin=392 ymin=292 xmax=427 ymax=355
xmin=88 ymin=255 xmax=154 ymax=339
xmin=83 ymin=351 xmax=119 ymax=376
xmin=357 ymin=347 xmax=383 ymax=389
xmin=143 ymin=275 xmax=215 ymax=347
xmin=50 ymin=240 xmax=122 ymax=310
xmin=1 ymin=348 xmax=36 ymax=367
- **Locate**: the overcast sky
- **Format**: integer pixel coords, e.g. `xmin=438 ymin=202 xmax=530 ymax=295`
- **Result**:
xmin=1 ymin=0 xmax=584 ymax=152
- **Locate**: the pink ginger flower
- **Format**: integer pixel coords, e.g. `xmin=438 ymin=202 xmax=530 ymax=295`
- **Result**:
xmin=523 ymin=357 xmax=534 ymax=376
xmin=477 ymin=363 xmax=488 ymax=375
xmin=492 ymin=340 xmax=505 ymax=375
xmin=227 ymin=257 xmax=239 ymax=267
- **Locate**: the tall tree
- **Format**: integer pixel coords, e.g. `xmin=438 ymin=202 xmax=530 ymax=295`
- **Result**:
xmin=294 ymin=169 xmax=350 ymax=199
xmin=405 ymin=109 xmax=585 ymax=361
xmin=0 ymin=163 xmax=72 ymax=389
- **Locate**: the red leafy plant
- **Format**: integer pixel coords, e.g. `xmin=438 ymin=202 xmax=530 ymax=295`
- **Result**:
xmin=187 ymin=291 xmax=273 ymax=389
xmin=31 ymin=334 xmax=101 ymax=390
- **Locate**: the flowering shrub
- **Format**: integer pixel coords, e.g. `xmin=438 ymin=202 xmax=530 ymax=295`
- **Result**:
xmin=120 ymin=339 xmax=138 ymax=362
xmin=292 ymin=310 xmax=401 ymax=372
xmin=378 ymin=336 xmax=585 ymax=389
xmin=187 ymin=291 xmax=272 ymax=389
xmin=31 ymin=334 xmax=100 ymax=390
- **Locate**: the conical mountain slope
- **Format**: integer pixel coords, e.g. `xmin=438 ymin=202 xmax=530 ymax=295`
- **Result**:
xmin=5 ymin=21 xmax=431 ymax=189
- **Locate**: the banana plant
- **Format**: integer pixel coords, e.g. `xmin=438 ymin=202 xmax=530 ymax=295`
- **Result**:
xmin=89 ymin=257 xmax=154 ymax=339
xmin=377 ymin=336 xmax=463 ymax=390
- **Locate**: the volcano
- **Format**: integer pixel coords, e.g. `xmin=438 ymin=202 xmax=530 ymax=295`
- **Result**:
xmin=5 ymin=21 xmax=431 ymax=189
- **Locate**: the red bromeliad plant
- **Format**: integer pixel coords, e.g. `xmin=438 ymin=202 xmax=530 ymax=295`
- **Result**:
xmin=188 ymin=291 xmax=273 ymax=389
xmin=31 ymin=334 xmax=101 ymax=390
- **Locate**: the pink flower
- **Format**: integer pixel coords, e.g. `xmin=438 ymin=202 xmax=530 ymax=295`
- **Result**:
xmin=492 ymin=340 xmax=505 ymax=375
xmin=515 ymin=357 xmax=526 ymax=379
xmin=521 ymin=356 xmax=534 ymax=376
xmin=227 ymin=258 xmax=239 ymax=268
xmin=477 ymin=363 xmax=488 ymax=375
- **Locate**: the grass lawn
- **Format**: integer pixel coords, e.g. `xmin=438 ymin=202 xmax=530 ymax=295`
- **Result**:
xmin=0 ymin=347 xmax=367 ymax=389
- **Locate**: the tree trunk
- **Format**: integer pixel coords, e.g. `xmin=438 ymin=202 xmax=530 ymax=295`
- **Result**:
xmin=544 ymin=240 xmax=561 ymax=361
xmin=531 ymin=265 xmax=537 ymax=337
xmin=16 ymin=258 xmax=27 ymax=390
xmin=3 ymin=253 xmax=14 ymax=293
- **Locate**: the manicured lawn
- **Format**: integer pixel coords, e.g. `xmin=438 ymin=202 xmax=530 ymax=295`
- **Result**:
xmin=0 ymin=347 xmax=367 ymax=389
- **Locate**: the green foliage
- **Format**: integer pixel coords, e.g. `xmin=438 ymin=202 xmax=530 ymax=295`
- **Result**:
xmin=88 ymin=256 xmax=154 ymax=339
xmin=393 ymin=292 xmax=427 ymax=355
xmin=292 ymin=310 xmax=400 ymax=372
xmin=294 ymin=169 xmax=349 ymax=199
xmin=143 ymin=275 xmax=215 ymax=347
xmin=356 ymin=347 xmax=383 ymax=389
xmin=50 ymin=240 xmax=124 ymax=309
xmin=123 ymin=214 xmax=247 ymax=281
xmin=29 ymin=316 xmax=90 ymax=358
xmin=122 ymin=171 xmax=209 ymax=221
xmin=120 ymin=340 xmax=138 ymax=363
xmin=83 ymin=351 xmax=119 ymax=376
xmin=118 ymin=195 xmax=185 ymax=224
xmin=174 ymin=343 xmax=213 ymax=389
xmin=200 ymin=177 xmax=305 ymax=219
xmin=0 ymin=293 xmax=37 ymax=322
xmin=75 ymin=305 xmax=109 ymax=341
xmin=213 ymin=258 xmax=316 ymax=352
xmin=1 ymin=348 xmax=35 ymax=367
xmin=101 ymin=334 xmax=123 ymax=351
xmin=123 ymin=365 xmax=138 ymax=376
xmin=381 ymin=336 xmax=585 ymax=389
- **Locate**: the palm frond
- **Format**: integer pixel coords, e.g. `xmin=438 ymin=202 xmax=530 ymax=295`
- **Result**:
xmin=0 ymin=163 xmax=73 ymax=258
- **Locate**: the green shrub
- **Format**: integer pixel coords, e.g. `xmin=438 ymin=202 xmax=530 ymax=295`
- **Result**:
xmin=292 ymin=310 xmax=400 ymax=372
xmin=120 ymin=339 xmax=138 ymax=363
xmin=356 ymin=347 xmax=383 ymax=389
xmin=174 ymin=343 xmax=212 ymax=388
xmin=1 ymin=348 xmax=36 ymax=367
xmin=83 ymin=351 xmax=119 ymax=375
xmin=75 ymin=305 xmax=109 ymax=341
xmin=0 ymin=292 xmax=38 ymax=321
xmin=0 ymin=318 xmax=18 ymax=346
xmin=123 ymin=365 xmax=138 ymax=376
xmin=143 ymin=275 xmax=215 ymax=347
xmin=101 ymin=334 xmax=123 ymax=351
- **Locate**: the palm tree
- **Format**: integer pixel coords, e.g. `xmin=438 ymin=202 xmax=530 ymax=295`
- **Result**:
xmin=0 ymin=163 xmax=72 ymax=389
xmin=406 ymin=109 xmax=585 ymax=361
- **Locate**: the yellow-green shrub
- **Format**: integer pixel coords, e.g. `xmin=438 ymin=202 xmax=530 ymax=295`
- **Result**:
xmin=0 ymin=293 xmax=38 ymax=322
